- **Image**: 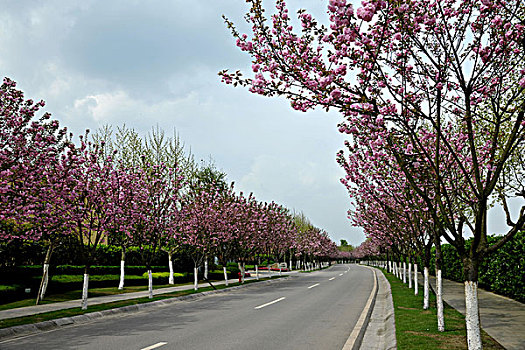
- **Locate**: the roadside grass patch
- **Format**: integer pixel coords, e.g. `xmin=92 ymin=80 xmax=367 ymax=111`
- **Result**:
xmin=0 ymin=281 xmax=197 ymax=311
xmin=0 ymin=277 xmax=280 ymax=329
xmin=384 ymin=271 xmax=504 ymax=349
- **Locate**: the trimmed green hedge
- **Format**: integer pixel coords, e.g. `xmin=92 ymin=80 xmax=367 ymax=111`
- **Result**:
xmin=431 ymin=231 xmax=524 ymax=303
xmin=0 ymin=239 xmax=194 ymax=270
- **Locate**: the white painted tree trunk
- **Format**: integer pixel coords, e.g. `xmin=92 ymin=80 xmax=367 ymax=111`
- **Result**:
xmin=403 ymin=262 xmax=407 ymax=283
xmin=279 ymin=267 xmax=282 ymax=276
xmin=81 ymin=273 xmax=89 ymax=310
xmin=40 ymin=263 xmax=50 ymax=300
xmin=394 ymin=262 xmax=398 ymax=278
xmin=168 ymin=253 xmax=174 ymax=285
xmin=223 ymin=266 xmax=229 ymax=286
xmin=255 ymin=265 xmax=259 ymax=280
xmin=36 ymin=244 xmax=54 ymax=305
xmin=393 ymin=262 xmax=397 ymax=277
xmin=465 ymin=281 xmax=482 ymax=350
xmin=118 ymin=260 xmax=125 ymax=290
xmin=414 ymin=264 xmax=418 ymax=295
xmin=194 ymin=267 xmax=198 ymax=291
xmin=148 ymin=269 xmax=153 ymax=299
xmin=408 ymin=263 xmax=412 ymax=288
xmin=204 ymin=259 xmax=208 ymax=280
xmin=437 ymin=269 xmax=445 ymax=332
xmin=268 ymin=265 xmax=272 ymax=278
xmin=289 ymin=259 xmax=292 ymax=271
xmin=423 ymin=267 xmax=430 ymax=309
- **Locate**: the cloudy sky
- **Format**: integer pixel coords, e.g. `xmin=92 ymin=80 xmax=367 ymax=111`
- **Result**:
xmin=0 ymin=0 xmax=366 ymax=245
xmin=2 ymin=0 xmax=517 ymax=247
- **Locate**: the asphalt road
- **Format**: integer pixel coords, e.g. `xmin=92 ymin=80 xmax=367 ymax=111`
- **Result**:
xmin=0 ymin=264 xmax=374 ymax=350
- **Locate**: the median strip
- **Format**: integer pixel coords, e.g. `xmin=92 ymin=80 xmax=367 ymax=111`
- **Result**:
xmin=141 ymin=342 xmax=167 ymax=350
xmin=308 ymin=283 xmax=320 ymax=289
xmin=254 ymin=297 xmax=286 ymax=309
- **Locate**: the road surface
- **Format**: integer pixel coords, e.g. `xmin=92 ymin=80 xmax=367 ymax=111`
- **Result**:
xmin=0 ymin=264 xmax=375 ymax=350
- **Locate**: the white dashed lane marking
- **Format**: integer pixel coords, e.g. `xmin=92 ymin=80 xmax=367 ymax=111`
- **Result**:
xmin=141 ymin=342 xmax=168 ymax=350
xmin=255 ymin=297 xmax=286 ymax=309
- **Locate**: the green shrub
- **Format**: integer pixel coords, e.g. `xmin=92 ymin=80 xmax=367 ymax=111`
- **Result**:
xmin=0 ymin=285 xmax=18 ymax=292
xmin=141 ymin=272 xmax=185 ymax=279
xmin=434 ymin=231 xmax=524 ymax=302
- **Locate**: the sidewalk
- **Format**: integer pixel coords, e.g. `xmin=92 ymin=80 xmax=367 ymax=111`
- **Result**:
xmin=414 ymin=271 xmax=525 ymax=350
xmin=0 ymin=269 xmax=296 ymax=321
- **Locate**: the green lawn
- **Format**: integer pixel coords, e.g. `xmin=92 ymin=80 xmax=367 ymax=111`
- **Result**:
xmin=384 ymin=270 xmax=504 ymax=349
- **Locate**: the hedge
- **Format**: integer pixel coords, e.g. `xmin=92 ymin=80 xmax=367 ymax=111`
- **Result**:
xmin=0 ymin=239 xmax=195 ymax=270
xmin=429 ymin=231 xmax=524 ymax=303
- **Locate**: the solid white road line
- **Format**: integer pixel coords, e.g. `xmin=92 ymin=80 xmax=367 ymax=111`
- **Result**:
xmin=339 ymin=273 xmax=344 ymax=276
xmin=141 ymin=342 xmax=168 ymax=350
xmin=254 ymin=297 xmax=286 ymax=309
xmin=308 ymin=283 xmax=320 ymax=289
xmin=329 ymin=277 xmax=336 ymax=281
xmin=342 ymin=268 xmax=378 ymax=350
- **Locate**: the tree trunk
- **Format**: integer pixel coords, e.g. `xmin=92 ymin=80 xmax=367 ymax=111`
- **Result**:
xmin=223 ymin=266 xmax=229 ymax=286
xmin=148 ymin=269 xmax=153 ymax=299
xmin=434 ymin=229 xmax=445 ymax=331
xmin=255 ymin=265 xmax=259 ymax=280
xmin=423 ymin=266 xmax=430 ymax=310
xmin=403 ymin=261 xmax=407 ymax=283
xmin=118 ymin=247 xmax=126 ymax=290
xmin=81 ymin=269 xmax=89 ymax=310
xmin=408 ymin=260 xmax=412 ymax=289
xmin=194 ymin=267 xmax=198 ymax=291
xmin=414 ymin=263 xmax=418 ymax=295
xmin=289 ymin=258 xmax=292 ymax=271
xmin=168 ymin=252 xmax=174 ymax=285
xmin=36 ymin=244 xmax=54 ymax=305
xmin=204 ymin=259 xmax=208 ymax=280
xmin=437 ymin=269 xmax=445 ymax=331
xmin=464 ymin=257 xmax=482 ymax=350
xmin=465 ymin=281 xmax=482 ymax=350
xmin=394 ymin=261 xmax=398 ymax=278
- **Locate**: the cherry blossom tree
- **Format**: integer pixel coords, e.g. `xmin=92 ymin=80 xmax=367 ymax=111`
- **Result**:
xmin=64 ymin=135 xmax=123 ymax=310
xmin=0 ymin=77 xmax=74 ymax=303
xmin=130 ymin=161 xmax=183 ymax=298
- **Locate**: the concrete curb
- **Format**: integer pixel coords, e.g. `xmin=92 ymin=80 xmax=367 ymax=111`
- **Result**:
xmin=0 ymin=276 xmax=293 ymax=342
xmin=360 ymin=268 xmax=397 ymax=350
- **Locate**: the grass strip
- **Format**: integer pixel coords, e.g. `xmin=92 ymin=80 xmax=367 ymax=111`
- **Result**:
xmin=0 ymin=277 xmax=280 ymax=329
xmin=384 ymin=270 xmax=504 ymax=349
xmin=0 ymin=281 xmax=201 ymax=311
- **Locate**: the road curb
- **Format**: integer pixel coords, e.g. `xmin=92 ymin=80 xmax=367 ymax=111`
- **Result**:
xmin=360 ymin=267 xmax=397 ymax=350
xmin=0 ymin=276 xmax=293 ymax=342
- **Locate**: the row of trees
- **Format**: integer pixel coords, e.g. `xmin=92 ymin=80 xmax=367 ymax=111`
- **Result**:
xmin=0 ymin=78 xmax=342 ymax=309
xmin=221 ymin=1 xmax=524 ymax=349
